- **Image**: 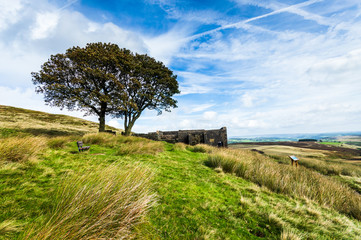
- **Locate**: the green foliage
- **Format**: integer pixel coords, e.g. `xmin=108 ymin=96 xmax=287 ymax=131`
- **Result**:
xmin=118 ymin=53 xmax=180 ymax=136
xmin=32 ymin=42 xmax=179 ymax=133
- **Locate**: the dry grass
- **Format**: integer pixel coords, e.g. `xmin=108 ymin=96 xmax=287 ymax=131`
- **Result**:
xmin=205 ymin=147 xmax=361 ymax=221
xmin=280 ymin=228 xmax=301 ymax=240
xmin=172 ymin=142 xmax=187 ymax=151
xmin=114 ymin=141 xmax=164 ymax=156
xmin=0 ymin=105 xmax=119 ymax=137
xmin=299 ymin=157 xmax=361 ymax=176
xmin=230 ymin=144 xmax=361 ymax=177
xmin=0 ymin=136 xmax=47 ymax=163
xmin=47 ymin=136 xmax=76 ymax=149
xmin=82 ymin=133 xmax=164 ymax=155
xmin=0 ymin=220 xmax=22 ymax=239
xmin=82 ymin=132 xmax=116 ymax=145
xmin=187 ymin=144 xmax=214 ymax=153
xmin=23 ymin=164 xmax=156 ymax=240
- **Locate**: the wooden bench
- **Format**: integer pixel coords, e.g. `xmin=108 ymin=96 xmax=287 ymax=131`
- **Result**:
xmin=288 ymin=155 xmax=299 ymax=167
xmin=77 ymin=141 xmax=90 ymax=152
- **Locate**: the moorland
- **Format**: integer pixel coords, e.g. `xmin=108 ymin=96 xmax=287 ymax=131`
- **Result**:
xmin=1 ymin=105 xmax=361 ymax=240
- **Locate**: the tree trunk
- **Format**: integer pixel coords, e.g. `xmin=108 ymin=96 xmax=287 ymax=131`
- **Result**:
xmin=123 ymin=113 xmax=137 ymax=136
xmin=124 ymin=122 xmax=135 ymax=136
xmin=99 ymin=113 xmax=106 ymax=132
xmin=98 ymin=102 xmax=107 ymax=132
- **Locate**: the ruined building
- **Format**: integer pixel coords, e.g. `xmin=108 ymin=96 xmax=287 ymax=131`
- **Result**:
xmin=134 ymin=127 xmax=228 ymax=147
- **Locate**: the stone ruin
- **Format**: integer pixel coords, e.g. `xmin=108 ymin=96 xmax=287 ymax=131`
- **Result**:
xmin=134 ymin=127 xmax=228 ymax=147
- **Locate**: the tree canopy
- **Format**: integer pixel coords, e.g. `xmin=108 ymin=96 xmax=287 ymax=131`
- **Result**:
xmin=32 ymin=42 xmax=179 ymax=134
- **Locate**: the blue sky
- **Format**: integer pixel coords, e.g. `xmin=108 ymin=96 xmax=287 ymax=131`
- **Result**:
xmin=1 ymin=0 xmax=361 ymax=137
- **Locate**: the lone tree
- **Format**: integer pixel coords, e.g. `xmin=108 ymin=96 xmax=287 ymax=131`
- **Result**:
xmin=115 ymin=53 xmax=179 ymax=135
xmin=32 ymin=42 xmax=179 ymax=134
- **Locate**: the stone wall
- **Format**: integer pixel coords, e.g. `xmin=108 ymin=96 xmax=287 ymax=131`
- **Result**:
xmin=134 ymin=127 xmax=228 ymax=147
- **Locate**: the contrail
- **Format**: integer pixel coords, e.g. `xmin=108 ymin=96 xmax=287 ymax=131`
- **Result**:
xmin=58 ymin=0 xmax=79 ymax=11
xmin=186 ymin=0 xmax=324 ymax=41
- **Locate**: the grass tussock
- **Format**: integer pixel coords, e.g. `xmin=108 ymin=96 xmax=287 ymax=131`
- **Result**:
xmin=82 ymin=133 xmax=164 ymax=155
xmin=0 ymin=136 xmax=46 ymax=163
xmin=280 ymin=228 xmax=301 ymax=240
xmin=187 ymin=144 xmax=214 ymax=153
xmin=205 ymin=148 xmax=361 ymax=221
xmin=0 ymin=220 xmax=22 ymax=238
xmin=114 ymin=141 xmax=164 ymax=156
xmin=23 ymin=164 xmax=156 ymax=240
xmin=82 ymin=132 xmax=116 ymax=145
xmin=270 ymin=154 xmax=361 ymax=177
xmin=299 ymin=157 xmax=361 ymax=177
xmin=172 ymin=142 xmax=187 ymax=151
xmin=47 ymin=136 xmax=76 ymax=149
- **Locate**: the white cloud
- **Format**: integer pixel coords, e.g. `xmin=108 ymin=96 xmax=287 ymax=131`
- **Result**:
xmin=241 ymin=93 xmax=254 ymax=107
xmin=144 ymin=25 xmax=192 ymax=65
xmin=182 ymin=103 xmax=215 ymax=114
xmin=107 ymin=119 xmax=123 ymax=129
xmin=0 ymin=0 xmax=23 ymax=31
xmin=31 ymin=11 xmax=60 ymax=40
xmin=307 ymin=48 xmax=361 ymax=84
xmin=0 ymin=86 xmax=97 ymax=121
xmin=202 ymin=111 xmax=217 ymax=121
xmin=0 ymin=0 xmax=148 ymax=89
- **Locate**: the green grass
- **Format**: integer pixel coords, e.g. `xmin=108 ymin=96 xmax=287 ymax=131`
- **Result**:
xmin=1 ymin=137 xmax=361 ymax=239
xmin=1 ymin=106 xmax=361 ymax=239
xmin=319 ymin=141 xmax=343 ymax=146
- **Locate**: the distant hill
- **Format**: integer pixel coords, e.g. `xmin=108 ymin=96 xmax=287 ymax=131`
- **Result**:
xmin=229 ymin=132 xmax=361 ymax=145
xmin=0 ymin=105 xmax=120 ymax=137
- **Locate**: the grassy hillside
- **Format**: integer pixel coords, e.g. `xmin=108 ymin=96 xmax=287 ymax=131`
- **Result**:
xmin=1 ymin=106 xmax=361 ymax=239
xmin=230 ymin=144 xmax=361 ymax=194
xmin=0 ymin=105 xmax=119 ymax=137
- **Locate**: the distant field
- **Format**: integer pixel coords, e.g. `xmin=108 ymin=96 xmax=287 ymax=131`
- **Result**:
xmin=319 ymin=141 xmax=343 ymax=146
xmin=320 ymin=141 xmax=361 ymax=149
xmin=337 ymin=135 xmax=361 ymax=142
xmin=231 ymin=144 xmax=328 ymax=158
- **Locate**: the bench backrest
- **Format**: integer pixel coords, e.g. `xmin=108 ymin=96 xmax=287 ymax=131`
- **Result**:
xmin=77 ymin=141 xmax=83 ymax=148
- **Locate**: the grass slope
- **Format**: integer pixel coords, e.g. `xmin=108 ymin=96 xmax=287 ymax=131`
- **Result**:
xmin=1 ymin=106 xmax=361 ymax=239
xmin=0 ymin=105 xmax=118 ymax=137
